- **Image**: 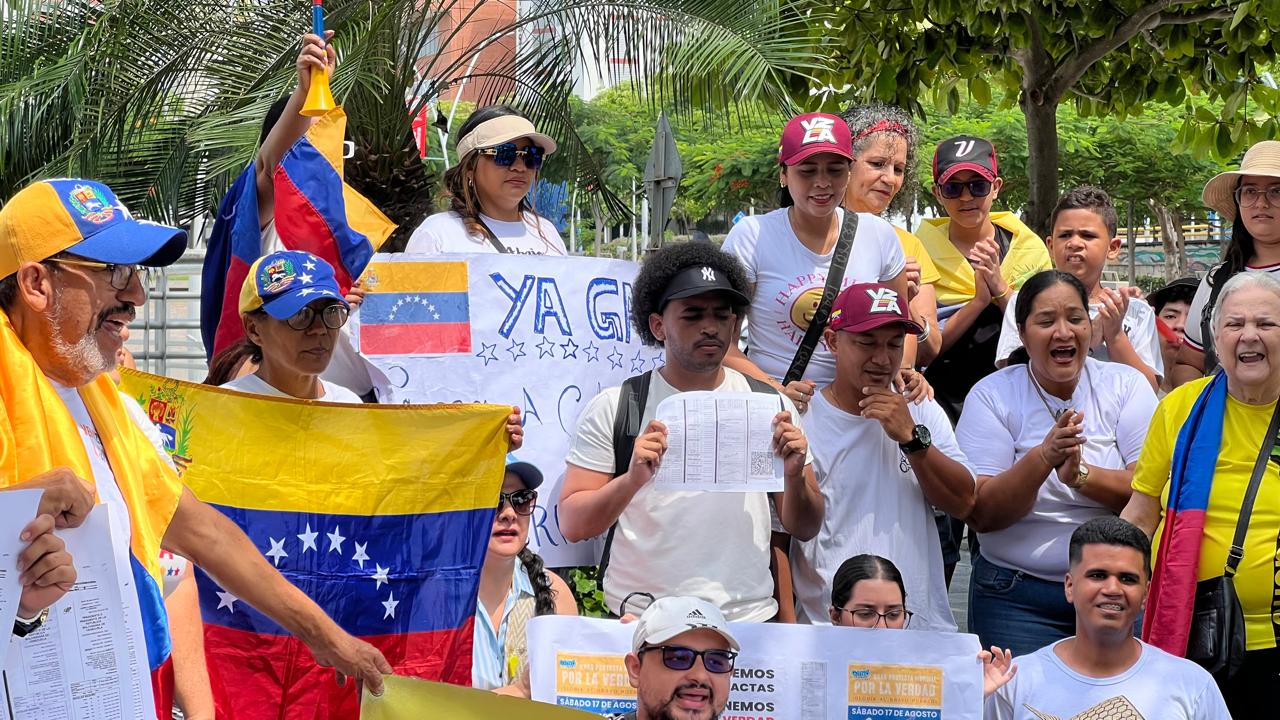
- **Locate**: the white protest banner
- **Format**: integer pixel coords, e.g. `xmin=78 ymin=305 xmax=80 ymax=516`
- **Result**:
xmin=354 ymin=253 xmax=658 ymax=567
xmin=527 ymin=616 xmax=984 ymax=720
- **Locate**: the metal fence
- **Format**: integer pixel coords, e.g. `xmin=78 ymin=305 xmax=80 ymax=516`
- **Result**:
xmin=129 ymin=249 xmax=209 ymax=382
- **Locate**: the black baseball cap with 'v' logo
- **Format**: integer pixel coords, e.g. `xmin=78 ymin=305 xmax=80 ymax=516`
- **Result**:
xmin=933 ymin=135 xmax=999 ymax=183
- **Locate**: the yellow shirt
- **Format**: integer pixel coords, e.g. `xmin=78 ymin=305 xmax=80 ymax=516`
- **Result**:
xmin=1132 ymin=376 xmax=1280 ymax=651
xmin=895 ymin=226 xmax=941 ymax=285
xmin=913 ymin=211 xmax=1051 ymax=307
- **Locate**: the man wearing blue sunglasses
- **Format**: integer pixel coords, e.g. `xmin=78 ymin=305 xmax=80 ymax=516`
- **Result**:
xmin=617 ymin=596 xmax=741 ymax=720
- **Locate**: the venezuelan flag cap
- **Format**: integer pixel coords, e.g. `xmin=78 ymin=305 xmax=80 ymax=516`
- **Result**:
xmin=239 ymin=250 xmax=347 ymax=319
xmin=0 ymin=178 xmax=187 ymax=279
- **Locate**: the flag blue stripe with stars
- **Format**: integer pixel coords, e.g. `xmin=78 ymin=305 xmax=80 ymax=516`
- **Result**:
xmin=361 ymin=292 xmax=469 ymax=325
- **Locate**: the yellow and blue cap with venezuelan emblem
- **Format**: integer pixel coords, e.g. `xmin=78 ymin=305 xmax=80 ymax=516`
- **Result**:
xmin=238 ymin=250 xmax=347 ymax=319
xmin=0 ymin=178 xmax=187 ymax=279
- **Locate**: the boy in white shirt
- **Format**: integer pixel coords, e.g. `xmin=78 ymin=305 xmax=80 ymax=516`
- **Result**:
xmin=996 ymin=187 xmax=1162 ymax=390
xmin=987 ymin=517 xmax=1229 ymax=720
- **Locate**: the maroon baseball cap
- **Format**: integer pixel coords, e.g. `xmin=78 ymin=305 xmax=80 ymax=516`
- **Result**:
xmin=779 ymin=113 xmax=854 ymax=166
xmin=933 ymin=135 xmax=998 ymax=183
xmin=827 ymin=282 xmax=923 ymax=335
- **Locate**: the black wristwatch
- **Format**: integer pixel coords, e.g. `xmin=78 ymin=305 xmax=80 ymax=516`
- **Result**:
xmin=899 ymin=424 xmax=932 ymax=455
xmin=12 ymin=608 xmax=49 ymax=638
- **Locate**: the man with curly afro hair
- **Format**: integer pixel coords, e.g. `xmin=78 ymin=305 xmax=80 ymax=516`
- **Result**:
xmin=560 ymin=242 xmax=824 ymax=622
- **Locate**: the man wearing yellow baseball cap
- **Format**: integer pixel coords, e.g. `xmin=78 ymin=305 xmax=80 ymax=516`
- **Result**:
xmin=0 ymin=178 xmax=391 ymax=716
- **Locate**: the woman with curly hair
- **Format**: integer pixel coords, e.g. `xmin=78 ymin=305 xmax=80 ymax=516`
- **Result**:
xmin=840 ymin=103 xmax=941 ymax=366
xmin=475 ymin=457 xmax=577 ymax=697
xmin=406 ymin=105 xmax=566 ymax=255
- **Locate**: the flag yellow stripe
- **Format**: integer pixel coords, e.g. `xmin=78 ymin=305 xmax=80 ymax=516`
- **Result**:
xmin=119 ymin=370 xmax=507 ymax=516
xmin=363 ymin=261 xmax=469 ymax=294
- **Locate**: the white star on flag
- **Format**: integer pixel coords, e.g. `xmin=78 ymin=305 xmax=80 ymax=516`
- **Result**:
xmin=371 ymin=564 xmax=390 ymax=590
xmin=303 ymin=260 xmax=317 ymax=270
xmin=216 ymin=590 xmax=238 ymax=612
xmin=382 ymin=592 xmax=399 ymax=620
xmin=352 ymin=541 xmax=369 ymax=569
xmin=327 ymin=526 xmax=346 ymax=554
xmin=265 ymin=537 xmax=288 ymax=566
xmin=298 ymin=524 xmax=319 ymax=552
xmin=299 ymin=273 xmax=314 ymax=284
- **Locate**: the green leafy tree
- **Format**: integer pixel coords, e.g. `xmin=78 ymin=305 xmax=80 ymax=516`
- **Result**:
xmin=828 ymin=1 xmax=1280 ymax=234
xmin=1 ymin=0 xmax=831 ymax=247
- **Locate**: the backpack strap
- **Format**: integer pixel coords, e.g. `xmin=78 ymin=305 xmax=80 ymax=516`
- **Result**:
xmin=1200 ymin=263 xmax=1231 ymax=373
xmin=598 ymin=371 xmax=652 ymax=598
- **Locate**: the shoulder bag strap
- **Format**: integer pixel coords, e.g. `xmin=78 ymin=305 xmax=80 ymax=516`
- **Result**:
xmin=475 ymin=216 xmax=509 ymax=254
xmin=782 ymin=210 xmax=859 ymax=385
xmin=1225 ymin=396 xmax=1280 ymax=576
xmin=599 ymin=371 xmax=652 ymax=590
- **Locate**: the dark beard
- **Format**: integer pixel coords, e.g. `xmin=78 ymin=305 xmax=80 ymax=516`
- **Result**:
xmin=642 ymin=683 xmax=720 ymax=720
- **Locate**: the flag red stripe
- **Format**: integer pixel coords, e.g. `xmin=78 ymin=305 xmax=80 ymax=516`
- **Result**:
xmin=204 ymin=619 xmax=474 ymax=720
xmin=1142 ymin=507 xmax=1206 ymax=654
xmin=274 ymin=168 xmax=354 ymax=292
xmin=359 ymin=322 xmax=472 ymax=355
xmin=213 ymin=257 xmax=251 ymax=357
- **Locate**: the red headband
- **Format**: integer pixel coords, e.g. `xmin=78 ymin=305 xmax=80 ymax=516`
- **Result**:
xmin=852 ymin=119 xmax=910 ymax=145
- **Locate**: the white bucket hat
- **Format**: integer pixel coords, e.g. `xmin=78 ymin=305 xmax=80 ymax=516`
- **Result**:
xmin=1202 ymin=140 xmax=1280 ymax=221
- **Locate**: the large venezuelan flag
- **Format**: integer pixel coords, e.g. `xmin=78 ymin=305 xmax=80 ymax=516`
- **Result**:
xmin=201 ymin=107 xmax=395 ymax=360
xmin=119 ymin=369 xmax=508 ymax=720
xmin=359 ymin=261 xmax=472 ymax=355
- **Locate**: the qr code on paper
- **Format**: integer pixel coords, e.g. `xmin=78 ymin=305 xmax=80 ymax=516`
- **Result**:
xmin=750 ymin=452 xmax=772 ymax=476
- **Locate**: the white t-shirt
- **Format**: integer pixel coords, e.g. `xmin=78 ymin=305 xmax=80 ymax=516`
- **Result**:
xmin=791 ymin=392 xmax=970 ymax=632
xmin=954 ymin=359 xmax=1157 ymax=580
xmin=405 ymin=210 xmax=567 ymax=256
xmin=721 ymin=208 xmax=906 ymax=385
xmin=986 ymin=639 xmax=1230 ymax=720
xmin=1184 ymin=261 xmax=1280 ymax=352
xmin=220 ymin=372 xmax=364 ymax=403
xmin=261 ymin=220 xmax=384 ymax=396
xmin=566 ymin=368 xmax=808 ymax=622
xmin=51 ymin=382 xmax=135 ymax=593
xmin=995 ymin=290 xmax=1164 ymax=378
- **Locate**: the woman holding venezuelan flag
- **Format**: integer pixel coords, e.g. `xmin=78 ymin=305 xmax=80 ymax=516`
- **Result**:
xmin=1123 ymin=271 xmax=1280 ymax=717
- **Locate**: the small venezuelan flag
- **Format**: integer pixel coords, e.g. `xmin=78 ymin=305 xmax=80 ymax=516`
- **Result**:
xmin=118 ymin=370 xmax=508 ymax=720
xmin=360 ymin=261 xmax=471 ymax=355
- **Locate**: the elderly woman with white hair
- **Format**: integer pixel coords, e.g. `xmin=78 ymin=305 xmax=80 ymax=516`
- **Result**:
xmin=1123 ymin=271 xmax=1280 ymax=716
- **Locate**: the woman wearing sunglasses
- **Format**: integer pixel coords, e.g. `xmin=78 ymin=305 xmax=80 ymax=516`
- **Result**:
xmin=406 ymin=105 xmax=567 ymax=256
xmin=221 ymin=250 xmax=362 ymax=403
xmin=915 ymin=136 xmax=1050 ymax=427
xmin=476 ymin=457 xmax=577 ymax=697
xmin=829 ymin=554 xmax=1016 ymax=698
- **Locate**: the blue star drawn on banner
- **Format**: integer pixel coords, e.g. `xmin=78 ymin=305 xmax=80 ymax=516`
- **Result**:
xmin=535 ymin=336 xmax=557 ymax=359
xmin=476 ymin=343 xmax=499 ymax=366
xmin=630 ymin=348 xmax=648 ymax=373
xmin=560 ymin=338 xmax=580 ymax=360
xmin=650 ymin=354 xmax=665 ymax=371
xmin=583 ymin=342 xmax=600 ymax=363
xmin=606 ymin=347 xmax=624 ymax=370
xmin=506 ymin=339 xmax=526 ymax=362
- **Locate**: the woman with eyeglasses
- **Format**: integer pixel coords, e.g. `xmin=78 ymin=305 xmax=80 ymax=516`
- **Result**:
xmin=220 ymin=250 xmax=362 ymax=402
xmin=475 ymin=456 xmax=577 ymax=697
xmin=829 ymin=554 xmax=1016 ymax=697
xmin=406 ymin=105 xmax=566 ymax=256
xmin=1171 ymin=140 xmax=1280 ymax=384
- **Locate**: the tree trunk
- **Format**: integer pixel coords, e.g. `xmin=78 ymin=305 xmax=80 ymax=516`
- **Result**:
xmin=1022 ymin=99 xmax=1059 ymax=237
xmin=1148 ymin=199 xmax=1183 ymax=282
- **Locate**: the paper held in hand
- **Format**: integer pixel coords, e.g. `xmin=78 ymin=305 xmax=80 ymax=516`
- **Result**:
xmin=652 ymin=391 xmax=785 ymax=492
